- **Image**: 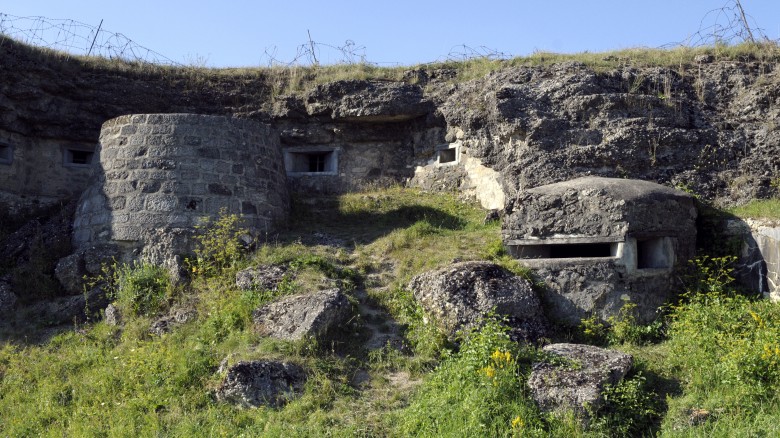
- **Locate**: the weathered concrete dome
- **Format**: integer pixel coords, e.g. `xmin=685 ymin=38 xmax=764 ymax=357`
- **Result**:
xmin=503 ymin=177 xmax=697 ymax=325
xmin=73 ymin=114 xmax=289 ymax=266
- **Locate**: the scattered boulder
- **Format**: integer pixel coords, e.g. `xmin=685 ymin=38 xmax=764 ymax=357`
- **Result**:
xmin=104 ymin=303 xmax=121 ymax=326
xmin=252 ymin=288 xmax=352 ymax=341
xmin=527 ymin=343 xmax=633 ymax=421
xmin=26 ymin=286 xmax=110 ymax=326
xmin=407 ymin=261 xmax=547 ymax=341
xmin=0 ymin=279 xmax=17 ymax=313
xmin=236 ymin=264 xmax=288 ymax=291
xmin=149 ymin=308 xmax=197 ymax=336
xmin=216 ymin=360 xmax=306 ymax=408
xmin=54 ymin=245 xmax=119 ymax=295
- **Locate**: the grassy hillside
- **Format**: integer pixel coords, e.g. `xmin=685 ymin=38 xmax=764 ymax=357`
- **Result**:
xmin=2 ymin=188 xmax=780 ymax=436
xmin=7 ymin=36 xmax=780 ymax=99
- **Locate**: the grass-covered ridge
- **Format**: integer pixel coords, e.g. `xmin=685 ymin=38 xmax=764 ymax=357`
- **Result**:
xmin=2 ymin=188 xmax=780 ymax=436
xmin=6 ymin=35 xmax=780 ymax=97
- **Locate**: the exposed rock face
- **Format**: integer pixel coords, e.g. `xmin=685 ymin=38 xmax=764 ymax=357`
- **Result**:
xmin=433 ymin=62 xmax=780 ymax=206
xmin=303 ymin=80 xmax=433 ymax=122
xmin=528 ymin=343 xmax=633 ymax=420
xmin=4 ymin=36 xmax=780 ymax=211
xmin=216 ymin=360 xmax=306 ymax=408
xmin=503 ymin=177 xmax=697 ymax=324
xmin=236 ymin=264 xmax=288 ymax=291
xmin=252 ymin=288 xmax=352 ymax=341
xmin=407 ymin=261 xmax=547 ymax=341
xmin=0 ymin=202 xmax=75 ymax=301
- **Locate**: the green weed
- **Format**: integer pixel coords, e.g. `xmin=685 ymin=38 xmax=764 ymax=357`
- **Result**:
xmin=392 ymin=316 xmax=546 ymax=437
xmin=189 ymin=209 xmax=249 ymax=277
xmin=113 ymin=263 xmax=173 ymax=317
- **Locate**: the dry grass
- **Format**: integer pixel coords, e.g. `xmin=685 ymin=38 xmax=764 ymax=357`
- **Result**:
xmin=6 ymin=35 xmax=780 ymax=98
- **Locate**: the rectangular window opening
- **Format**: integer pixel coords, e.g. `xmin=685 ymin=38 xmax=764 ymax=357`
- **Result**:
xmin=636 ymin=237 xmax=673 ymax=269
xmin=308 ymin=152 xmax=329 ymax=172
xmin=64 ymin=148 xmax=95 ymax=167
xmin=510 ymin=242 xmax=620 ymax=259
xmin=438 ymin=148 xmax=457 ymax=164
xmin=0 ymin=143 xmax=12 ymax=165
xmin=284 ymin=149 xmax=338 ymax=175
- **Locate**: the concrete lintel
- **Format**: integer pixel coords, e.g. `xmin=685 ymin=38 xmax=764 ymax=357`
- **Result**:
xmin=505 ymin=236 xmax=624 ymax=245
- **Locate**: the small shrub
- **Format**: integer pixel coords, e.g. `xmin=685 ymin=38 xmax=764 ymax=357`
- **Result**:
xmin=683 ymin=255 xmax=738 ymax=295
xmin=579 ymin=313 xmax=608 ymax=345
xmin=190 ymin=209 xmax=249 ymax=277
xmin=579 ymin=301 xmax=665 ymax=346
xmin=590 ymin=373 xmax=660 ymax=437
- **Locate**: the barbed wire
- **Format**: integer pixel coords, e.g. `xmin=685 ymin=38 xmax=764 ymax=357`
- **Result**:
xmin=664 ymin=0 xmax=774 ymax=48
xmin=0 ymin=12 xmax=179 ymax=65
xmin=259 ymin=30 xmax=369 ymax=67
xmin=443 ymin=44 xmax=511 ymax=63
xmin=3 ymin=3 xmax=776 ymax=71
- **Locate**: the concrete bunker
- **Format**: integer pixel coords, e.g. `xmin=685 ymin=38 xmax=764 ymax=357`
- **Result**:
xmin=72 ymin=114 xmax=290 ymax=268
xmin=503 ymin=177 xmax=697 ymax=324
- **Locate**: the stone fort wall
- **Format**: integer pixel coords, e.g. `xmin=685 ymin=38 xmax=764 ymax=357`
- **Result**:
xmin=0 ymin=128 xmax=95 ymax=213
xmin=73 ymin=114 xmax=289 ymax=265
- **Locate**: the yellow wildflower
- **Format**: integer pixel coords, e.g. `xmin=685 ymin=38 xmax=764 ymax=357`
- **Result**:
xmin=749 ymin=311 xmax=766 ymax=328
xmin=511 ymin=415 xmax=524 ymax=429
xmin=480 ymin=366 xmax=496 ymax=378
xmin=763 ymin=345 xmax=772 ymax=360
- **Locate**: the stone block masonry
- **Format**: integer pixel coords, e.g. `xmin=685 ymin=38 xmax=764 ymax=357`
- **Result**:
xmin=73 ymin=114 xmax=289 ymax=266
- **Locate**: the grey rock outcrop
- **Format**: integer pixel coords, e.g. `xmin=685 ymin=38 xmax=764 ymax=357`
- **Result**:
xmin=252 ymin=288 xmax=352 ymax=341
xmin=26 ymin=286 xmax=110 ymax=325
xmin=304 ymin=80 xmax=433 ymax=122
xmin=528 ymin=343 xmax=633 ymax=420
xmin=104 ymin=303 xmax=121 ymax=326
xmin=149 ymin=308 xmax=197 ymax=336
xmin=54 ymin=245 xmax=119 ymax=295
xmin=407 ymin=261 xmax=547 ymax=341
xmin=236 ymin=264 xmax=288 ymax=291
xmin=216 ymin=360 xmax=306 ymax=408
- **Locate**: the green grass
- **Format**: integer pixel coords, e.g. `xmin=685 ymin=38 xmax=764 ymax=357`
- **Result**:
xmin=729 ymin=198 xmax=780 ymax=220
xmin=3 ymin=188 xmax=780 ymax=436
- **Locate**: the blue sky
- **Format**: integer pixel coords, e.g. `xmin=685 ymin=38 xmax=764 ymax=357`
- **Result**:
xmin=2 ymin=1 xmax=779 ymax=67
